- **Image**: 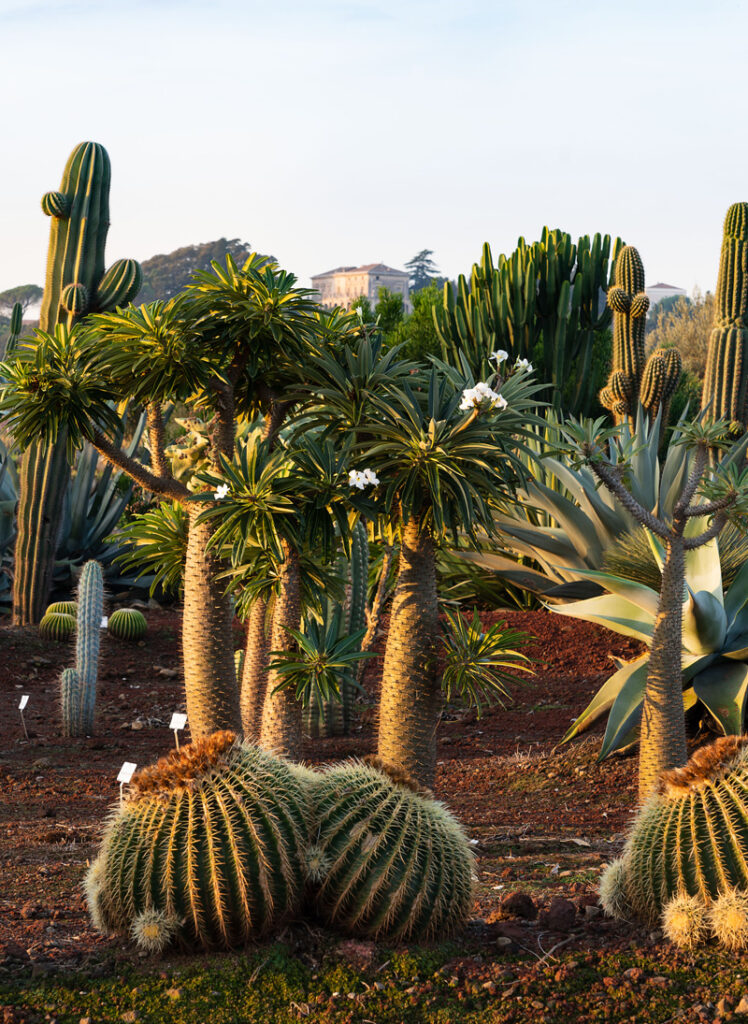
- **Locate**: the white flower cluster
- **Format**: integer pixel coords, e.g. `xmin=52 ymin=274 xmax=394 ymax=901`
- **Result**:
xmin=349 ymin=468 xmax=380 ymax=489
xmin=459 ymin=382 xmax=508 ymax=413
xmin=213 ymin=483 xmax=230 ymax=500
xmin=515 ymin=357 xmax=533 ymax=372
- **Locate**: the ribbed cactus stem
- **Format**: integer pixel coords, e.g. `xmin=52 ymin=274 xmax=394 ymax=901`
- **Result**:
xmin=85 ymin=734 xmax=311 ymax=951
xmin=3 ymin=302 xmax=23 ymax=357
xmin=60 ymin=668 xmax=81 ymax=738
xmin=12 ymin=142 xmax=141 ymax=626
xmin=76 ymin=560 xmax=103 ymax=735
xmin=703 ymin=203 xmax=748 ymax=430
xmin=600 ymin=245 xmax=652 ymax=427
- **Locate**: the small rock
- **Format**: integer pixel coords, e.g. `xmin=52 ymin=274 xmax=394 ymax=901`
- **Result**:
xmin=545 ymin=897 xmax=576 ymax=931
xmin=122 ymin=1012 xmax=139 ymax=1023
xmin=166 ymin=988 xmax=183 ymax=1000
xmin=623 ymin=967 xmax=644 ymax=984
xmin=717 ymin=996 xmax=735 ymax=1013
xmin=19 ymin=902 xmax=38 ymax=920
xmin=31 ymin=758 xmax=51 ymax=770
xmin=648 ymin=929 xmax=663 ymax=943
xmin=501 ymin=892 xmax=537 ymax=920
xmin=80 ymin=1018 xmax=92 ymax=1024
xmin=496 ymin=936 xmax=514 ymax=948
xmin=481 ymin=981 xmax=497 ymax=994
xmin=650 ymin=976 xmax=669 ymax=989
xmin=584 ymin=904 xmax=602 ymax=919
xmin=736 ymin=994 xmax=748 ymax=1014
xmin=130 ymin=721 xmax=144 ymax=731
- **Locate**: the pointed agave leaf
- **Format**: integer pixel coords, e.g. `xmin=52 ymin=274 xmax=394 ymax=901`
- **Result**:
xmin=549 ymin=593 xmax=654 ymax=644
xmin=724 ymin=560 xmax=748 ymax=625
xmin=562 ymin=653 xmax=648 ymax=744
xmin=684 ymin=515 xmax=723 ymax=601
xmin=682 ymin=589 xmax=728 ymax=655
xmin=692 ymin=661 xmax=748 ymax=736
xmin=552 ymin=567 xmax=660 ymax=617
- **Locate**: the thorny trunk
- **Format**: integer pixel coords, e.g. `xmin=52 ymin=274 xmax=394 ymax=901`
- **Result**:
xmin=182 ymin=504 xmax=241 ymax=737
xmin=638 ymin=535 xmax=689 ymax=802
xmin=259 ymin=541 xmax=302 ymax=759
xmin=377 ymin=517 xmax=441 ymax=788
xmin=240 ymin=597 xmax=269 ymax=741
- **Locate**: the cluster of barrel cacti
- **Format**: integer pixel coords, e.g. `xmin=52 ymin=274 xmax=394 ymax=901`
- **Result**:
xmin=60 ymin=560 xmax=103 ymax=737
xmin=599 ymin=245 xmax=682 ymax=431
xmin=702 ymin=202 xmax=748 ymax=432
xmin=86 ymin=735 xmax=474 ymax=953
xmin=600 ymin=736 xmax=748 ymax=949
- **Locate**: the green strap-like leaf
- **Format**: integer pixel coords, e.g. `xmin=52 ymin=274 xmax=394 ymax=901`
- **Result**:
xmin=562 ymin=653 xmax=649 ymax=744
xmin=549 ymin=594 xmax=654 ymax=644
xmin=692 ymin=661 xmax=748 ymax=736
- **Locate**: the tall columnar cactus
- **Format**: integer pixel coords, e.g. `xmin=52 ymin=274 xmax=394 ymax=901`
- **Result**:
xmin=13 ymin=142 xmax=141 ymax=625
xmin=85 ymin=733 xmax=311 ymax=952
xmin=307 ymin=759 xmax=474 ymax=941
xmin=61 ymin=559 xmax=103 ymax=736
xmin=306 ymin=520 xmax=369 ymax=738
xmin=599 ymin=245 xmax=681 ymax=431
xmin=702 ymin=203 xmax=748 ymax=431
xmin=3 ymin=302 xmax=23 ymax=357
xmin=600 ymin=736 xmax=748 ymax=934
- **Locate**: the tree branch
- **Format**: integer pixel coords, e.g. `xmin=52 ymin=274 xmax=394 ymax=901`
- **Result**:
xmin=587 ymin=460 xmax=671 ymax=539
xmin=675 ymin=444 xmax=708 ymax=514
xmin=683 ymin=513 xmax=729 ymax=549
xmin=91 ymin=429 xmax=189 ymax=503
xmin=684 ymin=495 xmax=736 ymax=518
xmin=146 ymin=401 xmax=170 ymax=479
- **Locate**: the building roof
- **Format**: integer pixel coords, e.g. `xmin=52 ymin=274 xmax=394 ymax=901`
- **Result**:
xmin=648 ymin=282 xmax=684 ymax=290
xmin=311 ymin=262 xmax=408 ymax=280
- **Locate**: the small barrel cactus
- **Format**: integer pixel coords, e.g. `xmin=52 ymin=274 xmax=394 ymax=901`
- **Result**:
xmin=85 ymin=733 xmax=311 ymax=952
xmin=601 ymin=736 xmax=748 ymax=946
xmin=108 ymin=607 xmax=147 ymax=641
xmin=46 ymin=601 xmax=77 ymax=616
xmin=39 ymin=611 xmax=76 ymax=642
xmin=307 ymin=757 xmax=474 ymax=942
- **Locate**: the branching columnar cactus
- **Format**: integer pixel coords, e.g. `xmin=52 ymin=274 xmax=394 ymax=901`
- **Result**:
xmin=13 ymin=141 xmax=141 ymax=625
xmin=600 ymin=245 xmax=681 ymax=431
xmin=306 ymin=520 xmax=370 ymax=738
xmin=702 ymin=203 xmax=748 ymax=432
xmin=61 ymin=560 xmax=103 ymax=736
xmin=85 ymin=733 xmax=311 ymax=952
xmin=307 ymin=758 xmax=474 ymax=941
xmin=108 ymin=608 xmax=147 ymax=641
xmin=601 ymin=736 xmax=748 ymax=945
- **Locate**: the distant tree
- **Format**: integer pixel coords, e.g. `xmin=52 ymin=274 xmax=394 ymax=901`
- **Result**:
xmin=384 ymin=283 xmax=442 ymax=361
xmin=136 ymin=239 xmax=253 ymax=303
xmin=405 ymin=249 xmax=440 ymax=293
xmin=351 ymin=295 xmax=373 ymax=322
xmin=0 ymin=284 xmax=43 ymax=316
xmin=647 ymin=292 xmax=689 ymax=328
xmin=647 ymin=289 xmax=714 ymax=379
xmin=374 ymin=287 xmax=404 ymax=334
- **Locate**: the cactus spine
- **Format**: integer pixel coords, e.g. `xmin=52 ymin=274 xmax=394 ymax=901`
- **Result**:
xmin=702 ymin=203 xmax=748 ymax=431
xmin=308 ymin=759 xmax=474 ymax=941
xmin=13 ymin=142 xmax=141 ymax=625
xmin=306 ymin=520 xmax=369 ymax=738
xmin=599 ymin=245 xmax=681 ymax=431
xmin=85 ymin=733 xmax=311 ymax=951
xmin=60 ymin=560 xmax=103 ymax=736
xmin=600 ymin=736 xmax=748 ymax=937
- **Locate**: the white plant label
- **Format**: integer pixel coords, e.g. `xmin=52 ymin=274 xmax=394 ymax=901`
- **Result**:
xmin=170 ymin=712 xmax=187 ymax=731
xmin=101 ymin=616 xmax=109 ymax=628
xmin=18 ymin=695 xmax=29 ymax=711
xmin=117 ymin=761 xmax=137 ymax=784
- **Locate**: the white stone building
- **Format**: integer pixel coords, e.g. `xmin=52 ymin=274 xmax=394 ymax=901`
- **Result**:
xmin=646 ymin=282 xmax=687 ymax=309
xmin=311 ymin=263 xmax=411 ymax=313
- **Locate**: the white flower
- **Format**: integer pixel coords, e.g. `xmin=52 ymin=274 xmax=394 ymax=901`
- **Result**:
xmin=515 ymin=357 xmax=533 ymax=373
xmin=214 ymin=483 xmax=229 ymax=500
xmin=349 ymin=468 xmax=379 ymax=490
xmin=355 ymin=305 xmax=364 ymax=320
xmin=489 ymin=349 xmax=509 ymax=364
xmin=459 ymin=382 xmax=508 ymax=413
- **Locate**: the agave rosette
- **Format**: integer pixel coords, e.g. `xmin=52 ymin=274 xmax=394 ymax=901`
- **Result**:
xmin=555 ymin=523 xmax=748 ymax=757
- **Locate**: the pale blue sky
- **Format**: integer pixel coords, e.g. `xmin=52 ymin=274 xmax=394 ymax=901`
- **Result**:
xmin=1 ymin=0 xmax=745 ymax=297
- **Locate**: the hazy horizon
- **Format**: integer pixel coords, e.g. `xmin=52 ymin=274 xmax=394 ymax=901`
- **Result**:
xmin=2 ymin=0 xmax=745 ymax=300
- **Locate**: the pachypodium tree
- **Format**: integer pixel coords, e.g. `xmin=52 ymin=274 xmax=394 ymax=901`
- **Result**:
xmin=0 ymin=255 xmax=322 ymax=737
xmin=302 ymin=340 xmax=542 ymax=785
xmin=433 ymin=229 xmax=622 ymax=416
xmin=12 ymin=141 xmax=141 ymax=624
xmin=702 ymin=203 xmax=748 ymax=433
xmin=557 ymin=417 xmax=748 ymax=802
xmin=599 ymin=245 xmax=681 ymax=433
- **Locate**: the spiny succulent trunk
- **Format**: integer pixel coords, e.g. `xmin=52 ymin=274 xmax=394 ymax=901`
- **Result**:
xmin=377 ymin=517 xmax=441 ymax=788
xmin=638 ymin=535 xmax=689 ymax=803
xmin=12 ymin=438 xmax=70 ymax=625
xmin=182 ymin=504 xmax=240 ymax=737
xmin=240 ymin=597 xmax=269 ymax=741
xmin=259 ymin=542 xmax=302 ymax=759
